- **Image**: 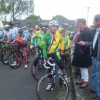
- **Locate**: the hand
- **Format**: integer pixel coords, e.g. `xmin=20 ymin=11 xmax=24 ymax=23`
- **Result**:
xmin=78 ymin=41 xmax=85 ymax=45
xmin=60 ymin=51 xmax=64 ymax=55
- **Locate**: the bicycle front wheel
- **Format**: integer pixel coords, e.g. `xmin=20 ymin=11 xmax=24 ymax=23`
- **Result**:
xmin=31 ymin=59 xmax=45 ymax=81
xmin=36 ymin=73 xmax=69 ymax=100
xmin=8 ymin=51 xmax=23 ymax=69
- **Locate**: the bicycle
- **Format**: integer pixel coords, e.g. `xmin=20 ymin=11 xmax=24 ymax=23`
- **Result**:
xmin=36 ymin=57 xmax=69 ymax=100
xmin=31 ymin=45 xmax=46 ymax=81
xmin=8 ymin=43 xmax=32 ymax=69
xmin=1 ymin=42 xmax=14 ymax=65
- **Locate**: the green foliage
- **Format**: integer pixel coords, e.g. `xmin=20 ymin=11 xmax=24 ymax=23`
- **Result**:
xmin=0 ymin=0 xmax=34 ymax=21
xmin=26 ymin=15 xmax=42 ymax=28
xmin=52 ymin=15 xmax=68 ymax=20
xmin=2 ymin=20 xmax=8 ymax=25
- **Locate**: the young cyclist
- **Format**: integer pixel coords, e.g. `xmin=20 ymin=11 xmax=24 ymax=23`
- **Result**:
xmin=58 ymin=28 xmax=70 ymax=56
xmin=11 ymin=37 xmax=28 ymax=69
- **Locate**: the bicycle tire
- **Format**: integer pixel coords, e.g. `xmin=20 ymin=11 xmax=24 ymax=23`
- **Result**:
xmin=36 ymin=73 xmax=69 ymax=100
xmin=0 ymin=45 xmax=3 ymax=61
xmin=1 ymin=48 xmax=12 ymax=65
xmin=31 ymin=59 xmax=46 ymax=81
xmin=8 ymin=50 xmax=23 ymax=69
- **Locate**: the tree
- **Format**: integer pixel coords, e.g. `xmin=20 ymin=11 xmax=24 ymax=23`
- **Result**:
xmin=26 ymin=15 xmax=41 ymax=28
xmin=52 ymin=15 xmax=68 ymax=20
xmin=0 ymin=0 xmax=34 ymax=21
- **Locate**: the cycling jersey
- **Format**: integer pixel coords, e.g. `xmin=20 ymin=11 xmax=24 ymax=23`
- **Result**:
xmin=10 ymin=27 xmax=18 ymax=41
xmin=13 ymin=37 xmax=26 ymax=48
xmin=62 ymin=35 xmax=70 ymax=50
xmin=23 ymin=30 xmax=29 ymax=41
xmin=43 ymin=30 xmax=64 ymax=58
xmin=31 ymin=30 xmax=44 ymax=46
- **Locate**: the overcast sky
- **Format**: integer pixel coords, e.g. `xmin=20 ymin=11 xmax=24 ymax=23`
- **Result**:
xmin=34 ymin=0 xmax=100 ymax=26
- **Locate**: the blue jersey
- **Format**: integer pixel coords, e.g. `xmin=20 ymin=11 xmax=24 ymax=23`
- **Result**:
xmin=23 ymin=30 xmax=29 ymax=41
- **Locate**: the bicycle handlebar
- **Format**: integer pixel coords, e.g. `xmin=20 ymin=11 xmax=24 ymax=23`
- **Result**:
xmin=43 ymin=57 xmax=55 ymax=69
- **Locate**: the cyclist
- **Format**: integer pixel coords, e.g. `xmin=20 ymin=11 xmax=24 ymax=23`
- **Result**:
xmin=0 ymin=27 xmax=4 ymax=41
xmin=8 ymin=21 xmax=19 ymax=42
xmin=43 ymin=20 xmax=69 ymax=90
xmin=11 ymin=37 xmax=28 ymax=69
xmin=58 ymin=28 xmax=70 ymax=57
xmin=62 ymin=23 xmax=70 ymax=35
xmin=31 ymin=25 xmax=46 ymax=74
xmin=2 ymin=25 xmax=11 ymax=42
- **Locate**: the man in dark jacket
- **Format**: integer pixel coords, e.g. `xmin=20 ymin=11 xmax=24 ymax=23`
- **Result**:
xmin=72 ymin=18 xmax=92 ymax=88
xmin=79 ymin=14 xmax=100 ymax=100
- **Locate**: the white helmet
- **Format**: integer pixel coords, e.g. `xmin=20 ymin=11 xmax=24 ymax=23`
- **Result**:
xmin=49 ymin=20 xmax=59 ymax=27
xmin=4 ymin=25 xmax=10 ymax=29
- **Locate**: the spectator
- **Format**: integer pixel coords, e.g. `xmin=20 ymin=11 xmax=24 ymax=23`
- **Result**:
xmin=78 ymin=14 xmax=100 ymax=100
xmin=72 ymin=18 xmax=92 ymax=88
xmin=73 ymin=18 xmax=81 ymax=79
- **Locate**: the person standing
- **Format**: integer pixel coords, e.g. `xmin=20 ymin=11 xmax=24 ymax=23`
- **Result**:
xmin=72 ymin=18 xmax=92 ymax=88
xmin=79 ymin=14 xmax=100 ymax=100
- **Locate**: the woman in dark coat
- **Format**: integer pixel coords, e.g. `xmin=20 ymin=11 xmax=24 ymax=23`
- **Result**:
xmin=72 ymin=18 xmax=92 ymax=88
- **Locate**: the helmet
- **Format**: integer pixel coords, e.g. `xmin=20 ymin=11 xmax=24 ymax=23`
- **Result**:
xmin=8 ymin=21 xmax=14 ymax=25
xmin=18 ymin=29 xmax=23 ymax=33
xmin=22 ymin=40 xmax=27 ymax=47
xmin=4 ymin=25 xmax=10 ymax=29
xmin=58 ymin=28 xmax=65 ymax=33
xmin=49 ymin=20 xmax=59 ymax=27
xmin=62 ymin=23 xmax=68 ymax=26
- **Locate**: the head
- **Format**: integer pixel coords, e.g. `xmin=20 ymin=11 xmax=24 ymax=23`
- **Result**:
xmin=22 ymin=40 xmax=27 ymax=47
xmin=62 ymin=23 xmax=68 ymax=30
xmin=49 ymin=20 xmax=59 ymax=34
xmin=22 ymin=26 xmax=27 ymax=30
xmin=35 ymin=25 xmax=40 ymax=31
xmin=8 ymin=21 xmax=14 ymax=28
xmin=77 ymin=18 xmax=86 ymax=30
xmin=41 ymin=24 xmax=49 ymax=33
xmin=93 ymin=14 xmax=100 ymax=28
xmin=4 ymin=25 xmax=10 ymax=31
xmin=59 ymin=28 xmax=66 ymax=36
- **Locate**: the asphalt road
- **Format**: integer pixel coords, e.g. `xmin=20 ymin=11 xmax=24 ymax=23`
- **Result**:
xmin=0 ymin=58 xmax=74 ymax=100
xmin=0 ymin=59 xmax=38 ymax=100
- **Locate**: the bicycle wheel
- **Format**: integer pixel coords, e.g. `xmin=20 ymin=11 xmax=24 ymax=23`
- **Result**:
xmin=31 ymin=59 xmax=46 ymax=81
xmin=8 ymin=51 xmax=23 ymax=69
xmin=36 ymin=73 xmax=69 ymax=100
xmin=1 ymin=48 xmax=12 ymax=65
xmin=27 ymin=50 xmax=32 ymax=63
xmin=0 ymin=45 xmax=3 ymax=61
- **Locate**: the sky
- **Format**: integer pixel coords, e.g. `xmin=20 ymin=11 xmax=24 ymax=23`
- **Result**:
xmin=34 ymin=0 xmax=100 ymax=26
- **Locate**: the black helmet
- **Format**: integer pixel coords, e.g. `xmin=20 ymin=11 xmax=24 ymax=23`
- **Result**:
xmin=8 ymin=21 xmax=14 ymax=25
xmin=41 ymin=24 xmax=49 ymax=30
xmin=22 ymin=40 xmax=27 ymax=47
xmin=18 ymin=29 xmax=23 ymax=33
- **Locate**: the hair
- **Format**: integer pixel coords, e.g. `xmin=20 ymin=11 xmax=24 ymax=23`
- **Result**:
xmin=77 ymin=18 xmax=86 ymax=25
xmin=94 ymin=14 xmax=100 ymax=22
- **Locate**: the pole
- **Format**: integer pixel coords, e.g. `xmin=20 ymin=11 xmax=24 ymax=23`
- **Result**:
xmin=12 ymin=0 xmax=14 ymax=21
xmin=87 ymin=7 xmax=90 ymax=26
